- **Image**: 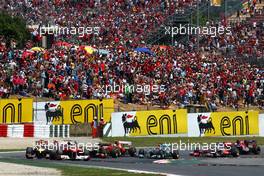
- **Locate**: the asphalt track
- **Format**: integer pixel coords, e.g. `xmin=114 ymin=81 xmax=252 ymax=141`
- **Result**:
xmin=1 ymin=150 xmax=264 ymax=176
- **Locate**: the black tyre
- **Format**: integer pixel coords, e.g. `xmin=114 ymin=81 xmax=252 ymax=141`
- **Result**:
xmin=252 ymin=146 xmax=261 ymax=155
xmin=231 ymin=147 xmax=239 ymax=157
xmin=49 ymin=150 xmax=58 ymax=160
xmin=100 ymin=148 xmax=108 ymax=158
xmin=25 ymin=147 xmax=34 ymax=159
xmin=138 ymin=149 xmax=145 ymax=158
xmin=83 ymin=150 xmax=90 ymax=161
xmin=110 ymin=149 xmax=118 ymax=158
xmin=128 ymin=147 xmax=137 ymax=157
xmin=171 ymin=150 xmax=180 ymax=159
xmin=69 ymin=151 xmax=77 ymax=160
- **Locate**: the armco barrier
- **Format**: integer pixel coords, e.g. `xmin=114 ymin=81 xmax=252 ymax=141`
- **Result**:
xmin=0 ymin=124 xmax=70 ymax=138
xmin=8 ymin=125 xmax=24 ymax=138
xmin=24 ymin=124 xmax=34 ymax=137
xmin=34 ymin=125 xmax=50 ymax=138
xmin=0 ymin=124 xmax=8 ymax=137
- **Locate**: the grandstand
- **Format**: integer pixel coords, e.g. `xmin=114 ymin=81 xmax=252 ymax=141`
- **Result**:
xmin=0 ymin=0 xmax=263 ymax=112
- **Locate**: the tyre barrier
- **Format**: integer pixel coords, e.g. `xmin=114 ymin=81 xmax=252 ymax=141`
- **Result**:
xmin=0 ymin=124 xmax=70 ymax=138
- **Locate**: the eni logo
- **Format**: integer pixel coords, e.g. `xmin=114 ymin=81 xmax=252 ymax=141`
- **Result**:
xmin=70 ymin=102 xmax=104 ymax=124
xmin=146 ymin=110 xmax=178 ymax=135
xmin=2 ymin=100 xmax=23 ymax=123
xmin=220 ymin=111 xmax=250 ymax=136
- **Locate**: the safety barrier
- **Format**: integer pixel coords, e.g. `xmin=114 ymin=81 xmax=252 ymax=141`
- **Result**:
xmin=49 ymin=125 xmax=70 ymax=138
xmin=0 ymin=124 xmax=8 ymax=137
xmin=0 ymin=124 xmax=70 ymax=138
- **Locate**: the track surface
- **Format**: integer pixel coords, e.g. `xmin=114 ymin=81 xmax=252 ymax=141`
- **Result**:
xmin=0 ymin=150 xmax=264 ymax=176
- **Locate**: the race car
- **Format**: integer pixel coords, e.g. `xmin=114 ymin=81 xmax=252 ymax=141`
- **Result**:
xmin=90 ymin=142 xmax=121 ymax=158
xmin=25 ymin=140 xmax=49 ymax=159
xmin=25 ymin=140 xmax=90 ymax=161
xmin=115 ymin=141 xmax=137 ymax=157
xmin=49 ymin=140 xmax=90 ymax=161
xmin=190 ymin=142 xmax=239 ymax=158
xmin=235 ymin=140 xmax=261 ymax=155
xmin=138 ymin=143 xmax=180 ymax=159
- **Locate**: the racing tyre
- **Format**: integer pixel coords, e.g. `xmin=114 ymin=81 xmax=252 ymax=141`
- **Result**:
xmin=231 ymin=147 xmax=239 ymax=157
xmin=69 ymin=152 xmax=77 ymax=160
xmin=25 ymin=147 xmax=34 ymax=159
xmin=100 ymin=148 xmax=108 ymax=158
xmin=138 ymin=149 xmax=145 ymax=158
xmin=49 ymin=150 xmax=58 ymax=160
xmin=83 ymin=150 xmax=90 ymax=161
xmin=252 ymin=146 xmax=261 ymax=155
xmin=171 ymin=150 xmax=180 ymax=159
xmin=128 ymin=147 xmax=137 ymax=157
xmin=110 ymin=149 xmax=118 ymax=158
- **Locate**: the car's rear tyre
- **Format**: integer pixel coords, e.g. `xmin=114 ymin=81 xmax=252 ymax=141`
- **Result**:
xmin=171 ymin=150 xmax=180 ymax=159
xmin=69 ymin=152 xmax=77 ymax=160
xmin=25 ymin=147 xmax=34 ymax=159
xmin=252 ymin=146 xmax=261 ymax=155
xmin=83 ymin=150 xmax=90 ymax=161
xmin=49 ymin=150 xmax=58 ymax=160
xmin=138 ymin=149 xmax=145 ymax=158
xmin=128 ymin=147 xmax=137 ymax=157
xmin=111 ymin=149 xmax=118 ymax=158
xmin=231 ymin=147 xmax=239 ymax=157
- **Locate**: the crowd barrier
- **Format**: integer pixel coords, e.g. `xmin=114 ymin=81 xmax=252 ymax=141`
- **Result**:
xmin=0 ymin=124 xmax=70 ymax=138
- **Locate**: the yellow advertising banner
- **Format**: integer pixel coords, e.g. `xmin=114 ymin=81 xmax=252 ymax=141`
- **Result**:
xmin=202 ymin=111 xmax=259 ymax=136
xmin=0 ymin=99 xmax=33 ymax=124
xmin=51 ymin=99 xmax=114 ymax=124
xmin=211 ymin=0 xmax=221 ymax=6
xmin=125 ymin=109 xmax=187 ymax=136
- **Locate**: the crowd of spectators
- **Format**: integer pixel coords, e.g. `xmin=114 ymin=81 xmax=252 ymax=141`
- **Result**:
xmin=0 ymin=0 xmax=263 ymax=111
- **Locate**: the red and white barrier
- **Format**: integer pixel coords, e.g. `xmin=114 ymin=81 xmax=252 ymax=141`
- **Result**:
xmin=0 ymin=124 xmax=8 ymax=137
xmin=0 ymin=124 xmax=70 ymax=138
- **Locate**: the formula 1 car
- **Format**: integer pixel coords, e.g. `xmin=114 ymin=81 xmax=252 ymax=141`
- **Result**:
xmin=90 ymin=142 xmax=121 ymax=158
xmin=26 ymin=140 xmax=90 ymax=161
xmin=49 ymin=140 xmax=90 ymax=161
xmin=115 ymin=141 xmax=137 ymax=157
xmin=190 ymin=142 xmax=239 ymax=158
xmin=26 ymin=140 xmax=49 ymax=159
xmin=138 ymin=143 xmax=180 ymax=159
xmin=235 ymin=140 xmax=261 ymax=155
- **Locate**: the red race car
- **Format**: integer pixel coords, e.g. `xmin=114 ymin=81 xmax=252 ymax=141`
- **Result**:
xmin=235 ymin=140 xmax=261 ymax=155
xmin=90 ymin=143 xmax=121 ymax=158
xmin=115 ymin=141 xmax=137 ymax=157
xmin=190 ymin=142 xmax=239 ymax=158
xmin=49 ymin=140 xmax=90 ymax=161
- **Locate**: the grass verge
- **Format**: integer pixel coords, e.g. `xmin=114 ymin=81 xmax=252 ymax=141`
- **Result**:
xmin=0 ymin=158 xmax=157 ymax=176
xmin=102 ymin=137 xmax=264 ymax=147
